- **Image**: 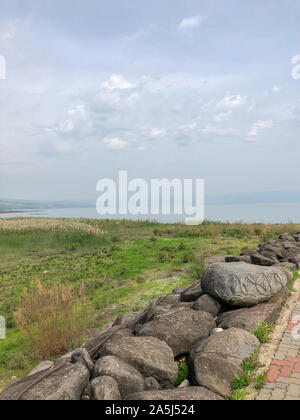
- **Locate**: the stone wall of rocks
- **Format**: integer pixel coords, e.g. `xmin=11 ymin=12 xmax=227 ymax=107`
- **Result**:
xmin=1 ymin=232 xmax=299 ymax=401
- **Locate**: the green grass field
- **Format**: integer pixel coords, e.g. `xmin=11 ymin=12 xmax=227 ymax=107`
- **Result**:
xmin=0 ymin=218 xmax=299 ymax=391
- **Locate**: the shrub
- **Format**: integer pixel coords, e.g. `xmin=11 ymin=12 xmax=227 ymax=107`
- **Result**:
xmin=190 ymin=257 xmax=206 ymax=280
xmin=14 ymin=282 xmax=90 ymax=358
xmin=251 ymin=322 xmax=273 ymax=343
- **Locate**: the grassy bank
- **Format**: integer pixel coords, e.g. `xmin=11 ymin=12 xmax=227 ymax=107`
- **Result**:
xmin=0 ymin=218 xmax=299 ymax=391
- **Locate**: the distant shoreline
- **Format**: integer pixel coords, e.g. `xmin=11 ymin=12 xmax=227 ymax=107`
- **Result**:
xmin=0 ymin=210 xmax=44 ymax=214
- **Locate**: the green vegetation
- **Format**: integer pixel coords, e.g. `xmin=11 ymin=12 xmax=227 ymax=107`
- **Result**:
xmin=232 ymin=350 xmax=260 ymax=391
xmin=230 ymin=389 xmax=253 ymax=401
xmin=0 ymin=218 xmax=299 ymax=391
xmin=288 ymin=271 xmax=299 ymax=292
xmin=251 ymin=322 xmax=273 ymax=344
xmin=230 ymin=348 xmax=267 ymax=399
xmin=254 ymin=373 xmax=268 ymax=390
xmin=175 ymin=356 xmax=189 ymax=387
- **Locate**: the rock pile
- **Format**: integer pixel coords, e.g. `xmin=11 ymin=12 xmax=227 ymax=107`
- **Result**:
xmin=0 ymin=232 xmax=298 ymax=401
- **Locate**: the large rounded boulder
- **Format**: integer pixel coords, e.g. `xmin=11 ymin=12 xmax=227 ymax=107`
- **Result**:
xmin=201 ymin=262 xmax=287 ymax=307
xmin=98 ymin=334 xmax=178 ymax=388
xmin=189 ymin=328 xmax=259 ymax=398
xmin=216 ymin=303 xmax=282 ymax=331
xmin=137 ymin=308 xmax=216 ymax=357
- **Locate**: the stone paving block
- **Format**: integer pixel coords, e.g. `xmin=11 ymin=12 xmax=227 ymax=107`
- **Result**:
xmin=257 ymin=283 xmax=300 ymax=401
xmin=270 ymin=389 xmax=286 ymax=400
xmin=286 ymin=384 xmax=300 ymax=398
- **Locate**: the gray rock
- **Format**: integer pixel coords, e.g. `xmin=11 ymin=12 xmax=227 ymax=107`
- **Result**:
xmin=189 ymin=328 xmax=259 ymax=398
xmin=150 ymin=294 xmax=181 ymax=307
xmin=289 ymin=256 xmax=300 ymax=269
xmin=126 ymin=387 xmax=224 ymax=400
xmin=93 ymin=355 xmax=145 ymax=398
xmin=146 ymin=303 xmax=193 ymax=322
xmin=90 ymin=376 xmax=121 ymax=400
xmin=99 ymin=335 xmax=177 ymax=388
xmin=251 ymin=254 xmax=277 ymax=266
xmin=281 ymin=240 xmax=298 ymax=250
xmin=192 ymin=294 xmax=221 ymax=317
xmin=279 ymin=262 xmax=297 ymax=276
xmin=240 ymin=249 xmax=258 ymax=256
xmin=112 ymin=311 xmax=146 ymax=329
xmin=81 ymin=384 xmax=92 ymax=400
xmin=178 ymin=379 xmax=190 ymax=388
xmin=279 ymin=234 xmax=296 ymax=242
xmin=258 ymin=244 xmax=285 ymax=260
xmin=201 ymin=262 xmax=288 ymax=307
xmin=28 ymin=361 xmax=54 ymax=377
xmin=260 ymin=251 xmax=280 ymax=261
xmin=225 ymin=256 xmax=241 ymax=263
xmin=0 ymin=362 xmax=90 ymax=400
xmin=180 ymin=282 xmax=204 ymax=302
xmin=172 ymin=287 xmax=186 ymax=294
xmin=71 ymin=348 xmax=94 ymax=372
xmin=267 ymin=287 xmax=291 ymax=306
xmin=282 ymin=247 xmax=300 ymax=260
xmin=293 ymin=233 xmax=300 ymax=242
xmin=239 ymin=255 xmax=252 ymax=264
xmin=83 ymin=327 xmax=133 ymax=355
xmin=216 ymin=303 xmax=282 ymax=331
xmin=144 ymin=377 xmax=161 ymax=391
xmin=138 ymin=309 xmax=215 ymax=357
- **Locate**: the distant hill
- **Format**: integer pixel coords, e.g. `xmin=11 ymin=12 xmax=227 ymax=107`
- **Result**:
xmin=0 ymin=199 xmax=93 ymax=212
xmin=206 ymin=191 xmax=300 ymax=205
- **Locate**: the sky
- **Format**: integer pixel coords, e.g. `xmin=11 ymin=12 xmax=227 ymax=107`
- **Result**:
xmin=0 ymin=0 xmax=300 ymax=201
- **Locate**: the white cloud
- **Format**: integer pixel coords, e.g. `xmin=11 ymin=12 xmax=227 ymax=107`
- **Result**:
xmin=0 ymin=18 xmax=31 ymax=50
xmin=103 ymin=137 xmax=129 ymax=150
xmin=179 ymin=122 xmax=197 ymax=131
xmin=150 ymin=128 xmax=166 ymax=138
xmin=199 ymin=125 xmax=237 ymax=137
xmin=273 ymin=85 xmax=282 ymax=93
xmin=101 ymin=74 xmax=135 ymax=91
xmin=248 ymin=120 xmax=273 ymax=137
xmin=178 ymin=15 xmax=207 ymax=30
xmin=291 ymin=55 xmax=300 ymax=80
xmin=213 ymin=110 xmax=232 ymax=122
xmin=216 ymin=94 xmax=246 ymax=110
xmin=58 ymin=104 xmax=91 ymax=135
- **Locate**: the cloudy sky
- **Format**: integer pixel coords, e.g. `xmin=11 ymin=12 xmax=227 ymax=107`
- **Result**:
xmin=0 ymin=0 xmax=300 ymax=201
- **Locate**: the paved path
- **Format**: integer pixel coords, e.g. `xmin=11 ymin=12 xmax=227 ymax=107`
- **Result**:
xmin=257 ymin=295 xmax=300 ymax=400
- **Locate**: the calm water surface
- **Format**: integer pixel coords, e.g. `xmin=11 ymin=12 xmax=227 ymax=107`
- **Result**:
xmin=1 ymin=203 xmax=300 ymax=224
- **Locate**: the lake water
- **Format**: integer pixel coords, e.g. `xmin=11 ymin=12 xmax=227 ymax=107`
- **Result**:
xmin=1 ymin=202 xmax=300 ymax=224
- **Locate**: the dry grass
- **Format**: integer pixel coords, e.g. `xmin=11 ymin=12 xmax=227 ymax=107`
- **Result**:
xmin=14 ymin=281 xmax=90 ymax=358
xmin=0 ymin=218 xmax=104 ymax=236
